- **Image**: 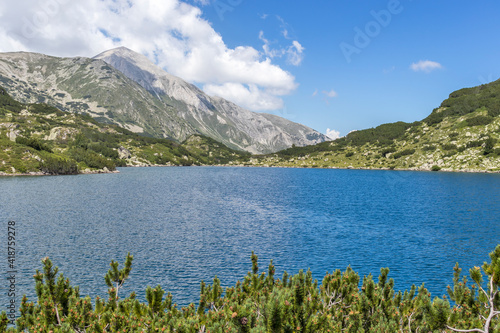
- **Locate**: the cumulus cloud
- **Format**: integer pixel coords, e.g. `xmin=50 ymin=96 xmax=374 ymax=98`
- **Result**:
xmin=204 ymin=83 xmax=285 ymax=111
xmin=0 ymin=28 xmax=26 ymax=52
xmin=0 ymin=0 xmax=299 ymax=112
xmin=410 ymin=60 xmax=443 ymax=73
xmin=326 ymin=128 xmax=341 ymax=140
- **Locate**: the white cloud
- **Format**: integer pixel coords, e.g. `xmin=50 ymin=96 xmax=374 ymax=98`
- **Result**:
xmin=323 ymin=90 xmax=338 ymax=98
xmin=314 ymin=89 xmax=337 ymax=105
xmin=0 ymin=0 xmax=299 ymax=112
xmin=410 ymin=60 xmax=443 ymax=73
xmin=287 ymin=40 xmax=304 ymax=66
xmin=277 ymin=16 xmax=292 ymax=40
xmin=204 ymin=82 xmax=284 ymax=111
xmin=259 ymin=31 xmax=285 ymax=59
xmin=0 ymin=28 xmax=26 ymax=52
xmin=326 ymin=128 xmax=341 ymax=140
xmin=259 ymin=31 xmax=304 ymax=66
xmin=258 ymin=16 xmax=304 ymax=66
xmin=193 ymin=0 xmax=210 ymax=5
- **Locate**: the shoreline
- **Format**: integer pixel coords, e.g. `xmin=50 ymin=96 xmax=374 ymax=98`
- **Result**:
xmin=0 ymin=169 xmax=120 ymax=177
xmin=1 ymin=163 xmax=499 ymax=177
xmin=217 ymin=163 xmax=500 ymax=174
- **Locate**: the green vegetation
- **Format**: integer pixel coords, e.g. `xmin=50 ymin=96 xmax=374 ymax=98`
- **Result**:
xmin=0 ymin=87 xmax=247 ymax=175
xmin=240 ymin=79 xmax=500 ymax=172
xmin=424 ymin=79 xmax=500 ymax=125
xmin=182 ymin=135 xmax=250 ymax=165
xmin=3 ymin=75 xmax=500 ymax=174
xmin=15 ymin=137 xmax=53 ymax=153
xmin=2 ymin=246 xmax=500 ymax=332
xmin=0 ymin=87 xmax=22 ymax=114
xmin=342 ymin=121 xmax=416 ymax=147
xmin=392 ymin=148 xmax=415 ymax=160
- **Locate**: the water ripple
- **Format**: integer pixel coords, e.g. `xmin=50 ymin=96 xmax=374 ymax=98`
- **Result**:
xmin=0 ymin=167 xmax=499 ymax=307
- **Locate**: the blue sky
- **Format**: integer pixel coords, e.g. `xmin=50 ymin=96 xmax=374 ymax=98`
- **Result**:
xmin=200 ymin=0 xmax=500 ymax=137
xmin=1 ymin=1 xmax=499 ymax=138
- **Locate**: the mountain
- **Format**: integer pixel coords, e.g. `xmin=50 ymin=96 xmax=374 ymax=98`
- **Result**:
xmin=93 ymin=47 xmax=327 ymax=153
xmin=0 ymin=51 xmax=195 ymax=138
xmin=0 ymin=86 xmax=248 ymax=175
xmin=0 ymin=49 xmax=328 ymax=154
xmin=241 ymin=79 xmax=500 ymax=172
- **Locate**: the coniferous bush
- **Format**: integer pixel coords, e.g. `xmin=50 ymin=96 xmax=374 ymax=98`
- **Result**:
xmin=2 ymin=245 xmax=500 ymax=332
xmin=392 ymin=148 xmax=415 ymax=159
xmin=68 ymin=148 xmax=116 ymax=171
xmin=484 ymin=137 xmax=496 ymax=155
xmin=15 ymin=136 xmax=53 ymax=153
xmin=0 ymin=87 xmax=23 ymax=113
xmin=465 ymin=115 xmax=494 ymax=127
xmin=39 ymin=155 xmax=79 ymax=175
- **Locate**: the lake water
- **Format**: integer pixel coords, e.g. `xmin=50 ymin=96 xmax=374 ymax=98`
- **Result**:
xmin=1 ymin=167 xmax=499 ymax=311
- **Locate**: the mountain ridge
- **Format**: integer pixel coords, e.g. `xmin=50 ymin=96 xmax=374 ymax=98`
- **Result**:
xmin=238 ymin=79 xmax=500 ymax=172
xmin=0 ymin=86 xmax=249 ymax=175
xmin=1 ymin=76 xmax=500 ymax=174
xmin=0 ymin=48 xmax=328 ymax=154
xmin=93 ymin=47 xmax=328 ymax=153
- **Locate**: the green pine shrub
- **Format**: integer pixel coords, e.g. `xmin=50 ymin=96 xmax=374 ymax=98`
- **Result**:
xmin=3 ymin=245 xmax=499 ymax=332
xmin=442 ymin=143 xmax=458 ymax=151
xmin=392 ymin=149 xmax=415 ymax=159
xmin=68 ymin=148 xmax=116 ymax=171
xmin=15 ymin=136 xmax=53 ymax=153
xmin=39 ymin=155 xmax=79 ymax=175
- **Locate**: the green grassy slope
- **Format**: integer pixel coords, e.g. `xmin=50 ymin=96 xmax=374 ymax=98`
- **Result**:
xmin=241 ymin=80 xmax=500 ymax=172
xmin=0 ymin=87 xmax=247 ymax=175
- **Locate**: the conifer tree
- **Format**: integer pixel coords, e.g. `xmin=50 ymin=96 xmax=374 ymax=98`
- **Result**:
xmin=0 ymin=311 xmax=11 ymax=332
xmin=104 ymin=252 xmax=133 ymax=306
xmin=9 ymin=246 xmax=500 ymax=332
xmin=445 ymin=245 xmax=500 ymax=332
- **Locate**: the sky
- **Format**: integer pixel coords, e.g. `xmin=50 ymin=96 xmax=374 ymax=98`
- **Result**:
xmin=0 ymin=1 xmax=499 ymax=139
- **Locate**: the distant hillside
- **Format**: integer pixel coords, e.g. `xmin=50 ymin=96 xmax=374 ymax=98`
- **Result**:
xmin=0 ymin=49 xmax=328 ymax=154
xmin=0 ymin=87 xmax=247 ymax=175
xmin=239 ymin=79 xmax=500 ymax=172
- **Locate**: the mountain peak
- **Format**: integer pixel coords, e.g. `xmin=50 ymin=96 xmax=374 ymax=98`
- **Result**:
xmin=0 ymin=49 xmax=328 ymax=153
xmin=94 ymin=46 xmax=136 ymax=57
xmin=94 ymin=47 xmax=164 ymax=75
xmin=93 ymin=46 xmax=189 ymax=91
xmin=93 ymin=46 xmax=328 ymax=153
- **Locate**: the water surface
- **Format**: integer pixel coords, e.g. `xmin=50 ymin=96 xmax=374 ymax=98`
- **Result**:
xmin=1 ymin=167 xmax=499 ymax=309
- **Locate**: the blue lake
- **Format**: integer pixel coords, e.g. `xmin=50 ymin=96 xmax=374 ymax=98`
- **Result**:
xmin=1 ymin=167 xmax=500 ymax=310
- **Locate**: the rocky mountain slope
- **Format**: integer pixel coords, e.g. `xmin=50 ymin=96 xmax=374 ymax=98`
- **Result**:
xmin=0 ymin=87 xmax=248 ymax=175
xmin=94 ymin=47 xmax=327 ymax=153
xmin=240 ymin=79 xmax=500 ymax=172
xmin=0 ymin=52 xmax=193 ymax=138
xmin=0 ymin=49 xmax=328 ymax=154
